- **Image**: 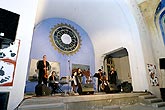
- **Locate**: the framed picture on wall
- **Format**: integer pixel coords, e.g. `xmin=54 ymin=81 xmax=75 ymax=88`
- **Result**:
xmin=72 ymin=64 xmax=90 ymax=77
xmin=147 ymin=64 xmax=159 ymax=86
xmin=28 ymin=59 xmax=60 ymax=82
xmin=0 ymin=40 xmax=20 ymax=86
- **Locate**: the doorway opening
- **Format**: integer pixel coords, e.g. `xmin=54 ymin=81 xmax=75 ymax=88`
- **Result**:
xmin=103 ymin=47 xmax=132 ymax=84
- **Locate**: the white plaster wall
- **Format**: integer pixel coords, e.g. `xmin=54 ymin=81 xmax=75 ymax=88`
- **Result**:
xmin=125 ymin=0 xmax=161 ymax=96
xmin=113 ymin=57 xmax=132 ymax=83
xmin=0 ymin=0 xmax=38 ymax=109
xmin=90 ymin=0 xmax=149 ymax=91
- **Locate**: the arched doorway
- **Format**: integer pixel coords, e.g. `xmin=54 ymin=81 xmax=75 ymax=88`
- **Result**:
xmin=103 ymin=48 xmax=132 ymax=85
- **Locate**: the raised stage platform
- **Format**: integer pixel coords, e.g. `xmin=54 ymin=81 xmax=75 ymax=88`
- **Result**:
xmin=17 ymin=92 xmax=165 ymax=110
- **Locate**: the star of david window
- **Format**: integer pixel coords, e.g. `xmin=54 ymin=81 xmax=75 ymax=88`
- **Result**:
xmin=49 ymin=23 xmax=81 ymax=55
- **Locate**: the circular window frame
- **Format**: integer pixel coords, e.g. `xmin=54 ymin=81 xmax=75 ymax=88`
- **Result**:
xmin=49 ymin=23 xmax=82 ymax=55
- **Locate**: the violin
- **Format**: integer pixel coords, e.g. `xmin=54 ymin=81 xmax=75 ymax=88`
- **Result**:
xmin=100 ymin=75 xmax=107 ymax=91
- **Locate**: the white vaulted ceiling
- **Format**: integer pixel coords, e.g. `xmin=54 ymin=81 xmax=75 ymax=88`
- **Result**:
xmin=35 ymin=0 xmax=147 ymax=26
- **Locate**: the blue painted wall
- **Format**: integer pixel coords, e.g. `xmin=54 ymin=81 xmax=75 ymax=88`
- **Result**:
xmin=29 ymin=18 xmax=95 ymax=78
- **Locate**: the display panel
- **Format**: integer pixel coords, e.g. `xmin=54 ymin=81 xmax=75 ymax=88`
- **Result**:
xmin=0 ymin=8 xmax=20 ymax=48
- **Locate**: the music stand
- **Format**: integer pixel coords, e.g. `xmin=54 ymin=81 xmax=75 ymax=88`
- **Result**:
xmin=67 ymin=60 xmax=74 ymax=95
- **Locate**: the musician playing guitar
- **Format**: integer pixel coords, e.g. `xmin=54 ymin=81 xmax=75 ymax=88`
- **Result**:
xmin=37 ymin=55 xmax=51 ymax=86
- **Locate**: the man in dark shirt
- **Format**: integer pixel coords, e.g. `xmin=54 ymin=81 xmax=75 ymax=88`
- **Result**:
xmin=93 ymin=69 xmax=103 ymax=92
xmin=37 ymin=55 xmax=51 ymax=85
xmin=108 ymin=67 xmax=118 ymax=85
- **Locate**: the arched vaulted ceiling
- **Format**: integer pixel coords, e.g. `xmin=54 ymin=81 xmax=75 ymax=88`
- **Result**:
xmin=35 ymin=0 xmax=147 ymax=26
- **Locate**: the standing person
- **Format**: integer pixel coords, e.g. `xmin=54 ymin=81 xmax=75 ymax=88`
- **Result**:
xmin=108 ymin=67 xmax=118 ymax=85
xmin=71 ymin=71 xmax=78 ymax=93
xmin=77 ymin=68 xmax=83 ymax=84
xmin=93 ymin=69 xmax=103 ymax=92
xmin=37 ymin=55 xmax=51 ymax=86
xmin=71 ymin=68 xmax=83 ymax=93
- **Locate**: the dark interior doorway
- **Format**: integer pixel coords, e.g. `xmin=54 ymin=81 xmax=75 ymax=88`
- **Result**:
xmin=103 ymin=47 xmax=132 ymax=84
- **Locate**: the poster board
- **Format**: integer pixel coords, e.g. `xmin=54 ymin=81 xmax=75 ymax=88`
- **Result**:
xmin=0 ymin=40 xmax=20 ymax=86
xmin=72 ymin=64 xmax=90 ymax=77
xmin=28 ymin=59 xmax=60 ymax=81
xmin=147 ymin=64 xmax=159 ymax=86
